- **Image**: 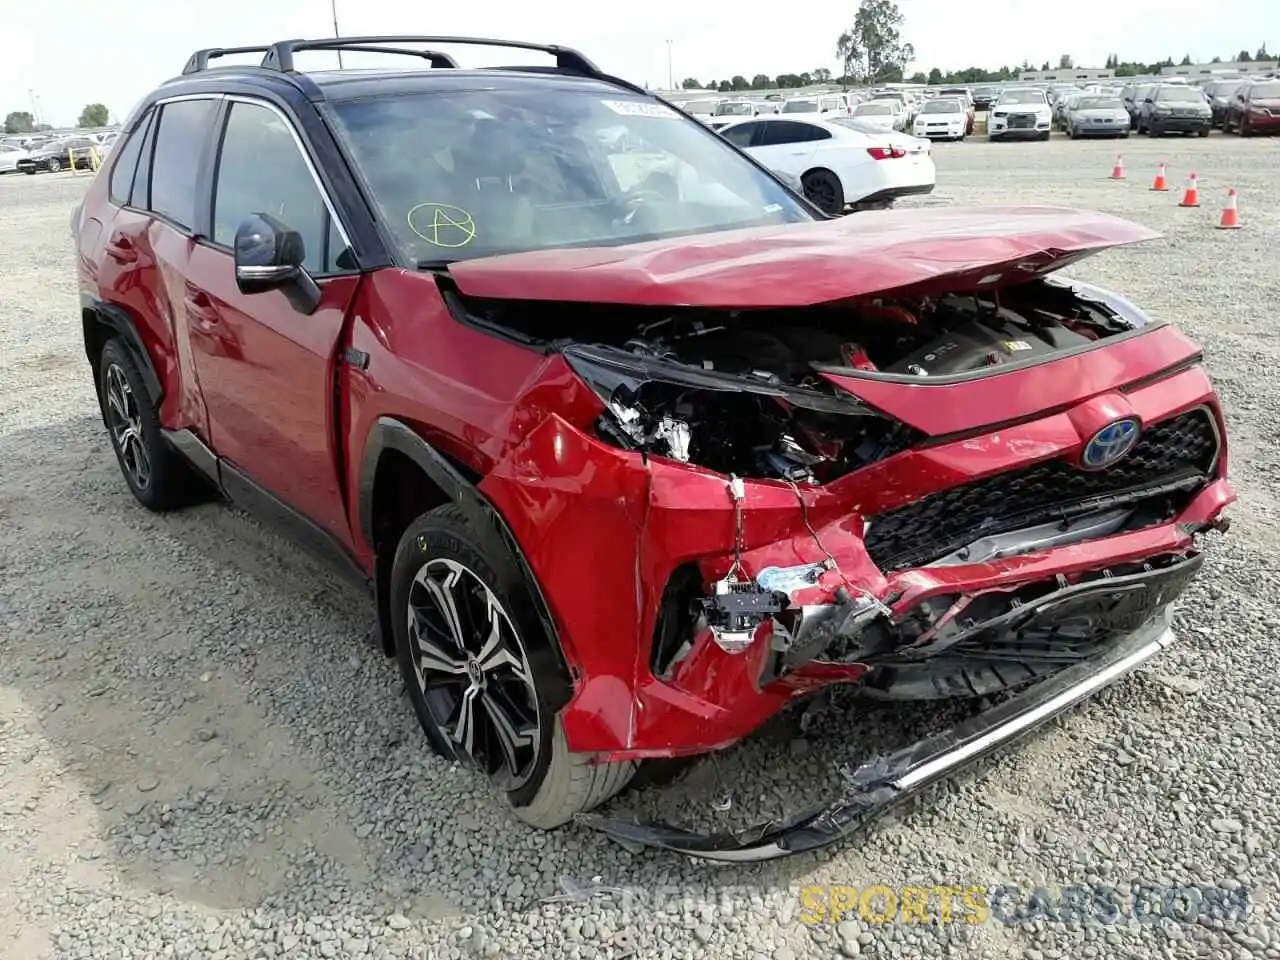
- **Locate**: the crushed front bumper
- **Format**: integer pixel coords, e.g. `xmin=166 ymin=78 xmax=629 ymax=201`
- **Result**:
xmin=579 ymin=609 xmax=1176 ymax=861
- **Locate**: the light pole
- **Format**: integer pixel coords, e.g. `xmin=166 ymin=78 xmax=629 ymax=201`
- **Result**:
xmin=665 ymin=40 xmax=673 ymax=91
xmin=28 ymin=88 xmax=41 ymax=127
xmin=330 ymin=0 xmax=344 ymax=67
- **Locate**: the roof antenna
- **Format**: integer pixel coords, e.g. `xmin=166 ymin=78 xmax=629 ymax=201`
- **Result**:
xmin=329 ymin=0 xmax=344 ymax=68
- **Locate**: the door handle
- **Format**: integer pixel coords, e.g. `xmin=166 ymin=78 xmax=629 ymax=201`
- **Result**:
xmin=105 ymin=236 xmax=137 ymax=263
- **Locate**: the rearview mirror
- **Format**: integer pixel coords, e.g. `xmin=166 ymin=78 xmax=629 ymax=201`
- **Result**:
xmin=233 ymin=213 xmax=321 ymax=315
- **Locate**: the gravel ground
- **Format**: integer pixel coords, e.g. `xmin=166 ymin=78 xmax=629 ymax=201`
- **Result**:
xmin=1 ymin=132 xmax=1279 ymax=960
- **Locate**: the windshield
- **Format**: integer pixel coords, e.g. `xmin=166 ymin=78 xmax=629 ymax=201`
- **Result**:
xmin=675 ymin=99 xmax=718 ymax=115
xmin=853 ymin=102 xmax=893 ymax=116
xmin=1077 ymin=97 xmax=1124 ymax=110
xmin=781 ymin=100 xmax=818 ymax=113
xmin=326 ymin=90 xmax=813 ymax=264
xmin=1157 ymin=86 xmax=1205 ymax=102
xmin=714 ymin=102 xmax=754 ymax=116
xmin=997 ymin=90 xmax=1046 ymax=105
xmin=1250 ymin=82 xmax=1280 ymax=98
xmin=831 ymin=117 xmax=893 ymax=135
xmin=921 ymin=99 xmax=962 ymax=114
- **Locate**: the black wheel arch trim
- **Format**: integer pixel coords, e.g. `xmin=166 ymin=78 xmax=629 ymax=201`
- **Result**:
xmin=82 ymin=295 xmax=164 ymax=406
xmin=359 ymin=417 xmax=575 ymax=699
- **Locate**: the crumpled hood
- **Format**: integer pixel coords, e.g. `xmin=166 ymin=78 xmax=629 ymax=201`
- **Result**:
xmin=447 ymin=206 xmax=1159 ymax=308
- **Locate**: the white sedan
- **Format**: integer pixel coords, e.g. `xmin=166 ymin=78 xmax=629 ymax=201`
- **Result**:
xmin=719 ymin=115 xmax=935 ymax=215
xmin=0 ymin=143 xmax=28 ymax=174
xmin=850 ymin=99 xmax=907 ymax=132
xmin=913 ymin=97 xmax=969 ymax=140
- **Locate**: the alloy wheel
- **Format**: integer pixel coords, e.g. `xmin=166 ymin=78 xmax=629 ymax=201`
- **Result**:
xmin=104 ymin=363 xmax=151 ymax=490
xmin=407 ymin=558 xmax=541 ymax=790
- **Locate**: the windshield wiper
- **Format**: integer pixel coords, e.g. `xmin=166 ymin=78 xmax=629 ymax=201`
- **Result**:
xmin=415 ymin=257 xmax=458 ymax=271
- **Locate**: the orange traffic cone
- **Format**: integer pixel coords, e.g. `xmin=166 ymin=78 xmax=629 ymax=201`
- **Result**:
xmin=1179 ymin=172 xmax=1200 ymax=207
xmin=1150 ymin=162 xmax=1169 ymax=191
xmin=1110 ymin=155 xmax=1125 ymax=179
xmin=1216 ymin=188 xmax=1241 ymax=229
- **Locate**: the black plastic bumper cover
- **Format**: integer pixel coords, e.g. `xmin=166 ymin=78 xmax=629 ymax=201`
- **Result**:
xmin=578 ymin=611 xmax=1175 ymax=862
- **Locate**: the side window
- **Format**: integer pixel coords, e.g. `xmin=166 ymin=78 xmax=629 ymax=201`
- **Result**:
xmin=720 ymin=122 xmax=759 ymax=147
xmin=758 ymin=121 xmax=826 ymax=146
xmin=108 ymin=110 xmax=153 ymax=206
xmin=149 ymin=99 xmax=219 ymax=230
xmin=212 ymin=100 xmax=346 ymax=275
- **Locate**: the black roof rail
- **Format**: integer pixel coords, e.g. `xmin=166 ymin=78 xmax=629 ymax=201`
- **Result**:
xmin=305 ymin=44 xmax=460 ymax=68
xmin=257 ymin=35 xmax=603 ymax=76
xmin=183 ymin=45 xmax=276 ymax=75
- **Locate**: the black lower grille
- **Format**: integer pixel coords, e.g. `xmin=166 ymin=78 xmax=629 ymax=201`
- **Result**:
xmin=863 ymin=409 xmax=1219 ymax=571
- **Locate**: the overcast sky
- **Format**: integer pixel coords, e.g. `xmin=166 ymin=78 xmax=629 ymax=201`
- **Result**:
xmin=4 ymin=0 xmax=1277 ymax=127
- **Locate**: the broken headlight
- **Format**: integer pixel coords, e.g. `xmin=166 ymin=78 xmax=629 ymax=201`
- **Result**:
xmin=563 ymin=344 xmax=917 ymax=483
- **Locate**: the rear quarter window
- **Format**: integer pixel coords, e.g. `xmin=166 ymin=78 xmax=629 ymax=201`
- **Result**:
xmin=108 ymin=110 xmax=154 ymax=206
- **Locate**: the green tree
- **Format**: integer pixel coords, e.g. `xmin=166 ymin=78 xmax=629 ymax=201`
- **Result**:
xmin=751 ymin=74 xmax=772 ymax=89
xmin=680 ymin=77 xmax=702 ymax=89
xmin=78 ymin=103 xmax=110 ymax=128
xmin=835 ymin=0 xmax=915 ymax=85
xmin=1040 ymin=60 xmax=1051 ymax=71
xmin=1236 ymin=50 xmax=1252 ymax=62
xmin=812 ymin=67 xmax=832 ymax=83
xmin=1058 ymin=54 xmax=1074 ymax=69
xmin=3 ymin=111 xmax=35 ymax=134
xmin=1256 ymin=44 xmax=1269 ymax=60
xmin=1180 ymin=53 xmax=1192 ymax=65
xmin=717 ymin=79 xmax=733 ymax=92
xmin=730 ymin=75 xmax=749 ymax=90
xmin=909 ymin=71 xmax=929 ymax=84
xmin=1210 ymin=54 xmax=1222 ymax=63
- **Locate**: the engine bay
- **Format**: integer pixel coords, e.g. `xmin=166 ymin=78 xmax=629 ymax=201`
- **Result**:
xmin=451 ymin=278 xmax=1140 ymax=483
xmin=607 ymin=286 xmax=1121 ymax=382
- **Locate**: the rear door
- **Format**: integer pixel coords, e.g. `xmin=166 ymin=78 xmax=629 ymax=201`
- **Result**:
xmin=93 ymin=97 xmax=222 ymax=432
xmin=747 ymin=120 xmax=830 ymax=177
xmin=183 ymin=97 xmax=360 ymax=544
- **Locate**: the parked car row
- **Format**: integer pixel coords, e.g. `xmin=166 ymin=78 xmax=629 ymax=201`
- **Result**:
xmin=15 ymin=136 xmax=102 ymax=174
xmin=0 ymin=129 xmax=120 ymax=174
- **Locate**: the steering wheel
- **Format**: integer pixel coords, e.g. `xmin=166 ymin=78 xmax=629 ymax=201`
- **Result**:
xmin=610 ymin=188 xmax=671 ymax=228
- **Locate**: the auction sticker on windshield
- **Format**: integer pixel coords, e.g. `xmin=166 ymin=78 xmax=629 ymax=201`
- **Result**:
xmin=602 ymin=100 xmax=681 ymax=119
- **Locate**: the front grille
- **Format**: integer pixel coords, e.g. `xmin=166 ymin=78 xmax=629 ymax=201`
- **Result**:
xmin=863 ymin=409 xmax=1219 ymax=571
xmin=1009 ymin=113 xmax=1036 ymax=128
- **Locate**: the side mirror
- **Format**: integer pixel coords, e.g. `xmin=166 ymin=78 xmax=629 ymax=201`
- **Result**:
xmin=1144 ymin=97 xmax=1154 ymax=104
xmin=233 ymin=213 xmax=321 ymax=315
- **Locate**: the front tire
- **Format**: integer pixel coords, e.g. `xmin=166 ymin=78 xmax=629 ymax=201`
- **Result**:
xmin=391 ymin=504 xmax=635 ymax=828
xmin=45 ymin=157 xmax=61 ymax=173
xmin=97 ymin=339 xmax=205 ymax=511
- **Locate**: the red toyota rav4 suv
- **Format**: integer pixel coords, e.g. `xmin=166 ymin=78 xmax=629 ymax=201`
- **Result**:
xmin=72 ymin=36 xmax=1234 ymax=861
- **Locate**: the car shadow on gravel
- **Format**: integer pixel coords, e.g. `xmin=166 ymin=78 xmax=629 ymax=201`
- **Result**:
xmin=0 ymin=412 xmax=1075 ymax=929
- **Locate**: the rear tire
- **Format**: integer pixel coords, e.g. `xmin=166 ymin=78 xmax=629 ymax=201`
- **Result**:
xmin=390 ymin=504 xmax=636 ymax=829
xmin=801 ymin=169 xmax=845 ymax=216
xmin=97 ymin=338 xmax=206 ymax=511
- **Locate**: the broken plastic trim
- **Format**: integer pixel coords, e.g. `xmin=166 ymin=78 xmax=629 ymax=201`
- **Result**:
xmin=561 ymin=343 xmax=873 ymax=417
xmin=577 ymin=612 xmax=1174 ymax=862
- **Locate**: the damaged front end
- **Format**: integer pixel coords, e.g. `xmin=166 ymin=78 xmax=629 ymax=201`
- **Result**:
xmin=456 ymin=227 xmax=1234 ymax=861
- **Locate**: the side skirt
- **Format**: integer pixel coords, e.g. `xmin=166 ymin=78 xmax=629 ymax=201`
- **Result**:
xmin=162 ymin=428 xmax=372 ymax=596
